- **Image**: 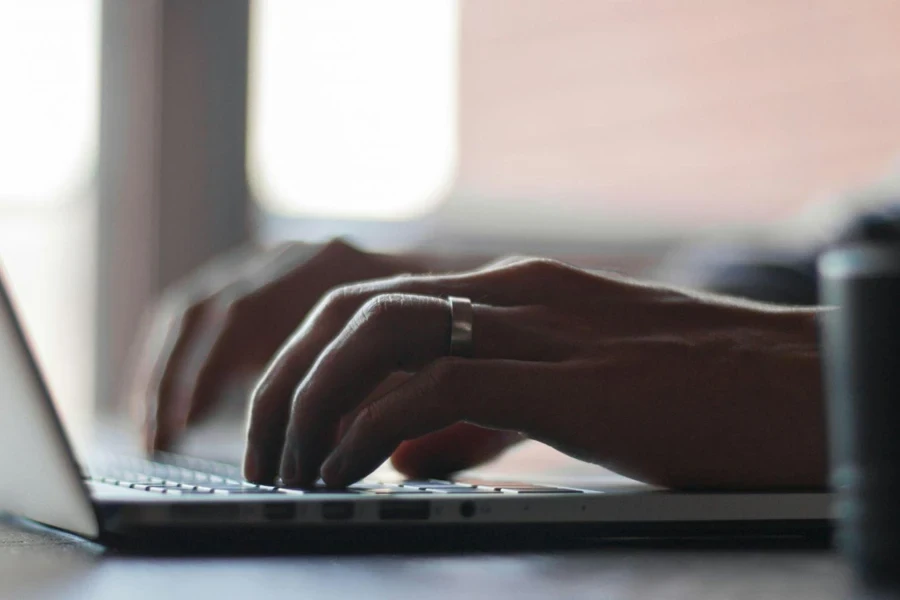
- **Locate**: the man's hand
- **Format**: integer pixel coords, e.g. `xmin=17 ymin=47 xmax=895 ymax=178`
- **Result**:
xmin=243 ymin=258 xmax=827 ymax=490
xmin=128 ymin=240 xmax=521 ymax=478
xmin=128 ymin=240 xmax=412 ymax=451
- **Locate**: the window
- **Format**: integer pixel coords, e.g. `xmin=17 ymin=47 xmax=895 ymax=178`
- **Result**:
xmin=249 ymin=0 xmax=458 ymax=221
xmin=0 ymin=0 xmax=100 ymax=445
xmin=249 ymin=0 xmax=900 ymax=246
xmin=456 ymin=0 xmax=900 ymax=232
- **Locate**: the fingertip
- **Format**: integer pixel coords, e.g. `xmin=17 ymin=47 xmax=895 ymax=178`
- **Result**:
xmin=320 ymin=451 xmax=347 ymax=488
xmin=242 ymin=447 xmax=263 ymax=483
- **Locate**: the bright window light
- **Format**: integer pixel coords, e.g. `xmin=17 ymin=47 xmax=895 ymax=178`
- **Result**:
xmin=0 ymin=0 xmax=99 ymax=448
xmin=0 ymin=0 xmax=99 ymax=204
xmin=248 ymin=0 xmax=458 ymax=221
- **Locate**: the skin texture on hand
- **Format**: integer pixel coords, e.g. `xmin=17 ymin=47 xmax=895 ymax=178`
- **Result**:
xmin=127 ymin=240 xmax=521 ymax=477
xmin=128 ymin=240 xmax=403 ymax=449
xmin=240 ymin=257 xmax=827 ymax=490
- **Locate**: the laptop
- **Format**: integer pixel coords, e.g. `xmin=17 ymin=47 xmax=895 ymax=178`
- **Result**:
xmin=0 ymin=272 xmax=832 ymax=549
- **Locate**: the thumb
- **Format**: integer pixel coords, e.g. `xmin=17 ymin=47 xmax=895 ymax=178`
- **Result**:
xmin=390 ymin=423 xmax=523 ymax=478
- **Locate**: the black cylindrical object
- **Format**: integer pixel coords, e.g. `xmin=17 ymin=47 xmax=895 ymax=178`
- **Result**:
xmin=819 ymin=244 xmax=900 ymax=583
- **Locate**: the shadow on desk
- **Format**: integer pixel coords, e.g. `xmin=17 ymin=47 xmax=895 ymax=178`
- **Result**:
xmin=0 ymin=514 xmax=852 ymax=600
xmin=5 ymin=513 xmax=830 ymax=558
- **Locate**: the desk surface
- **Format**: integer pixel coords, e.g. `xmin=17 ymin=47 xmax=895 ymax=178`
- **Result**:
xmin=0 ymin=517 xmax=847 ymax=600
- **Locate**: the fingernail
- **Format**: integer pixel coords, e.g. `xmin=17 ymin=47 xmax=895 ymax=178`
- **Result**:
xmin=279 ymin=443 xmax=301 ymax=484
xmin=321 ymin=451 xmax=347 ymax=486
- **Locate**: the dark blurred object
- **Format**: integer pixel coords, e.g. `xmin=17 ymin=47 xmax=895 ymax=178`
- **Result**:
xmin=664 ymin=204 xmax=900 ymax=306
xmin=819 ymin=243 xmax=900 ymax=585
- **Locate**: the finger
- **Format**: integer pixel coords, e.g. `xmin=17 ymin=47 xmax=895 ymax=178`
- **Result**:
xmin=245 ymin=297 xmax=567 ymax=484
xmin=145 ymin=301 xmax=212 ymax=451
xmin=148 ymin=245 xmax=302 ymax=448
xmin=243 ymin=261 xmax=569 ymax=482
xmin=126 ymin=303 xmax=176 ymax=441
xmin=390 ymin=423 xmax=524 ymax=478
xmin=176 ymin=290 xmax=280 ymax=426
xmin=253 ymin=294 xmax=451 ymax=486
xmin=129 ymin=245 xmax=271 ymax=452
xmin=181 ymin=241 xmax=378 ymax=426
xmin=319 ymin=358 xmax=545 ymax=487
xmin=248 ymin=258 xmax=568 ymax=419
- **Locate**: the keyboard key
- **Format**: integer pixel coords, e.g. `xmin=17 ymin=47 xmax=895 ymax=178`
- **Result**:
xmin=277 ymin=487 xmax=361 ymax=494
xmin=128 ymin=484 xmax=163 ymax=491
xmin=119 ymin=478 xmax=168 ymax=486
xmin=456 ymin=480 xmax=582 ymax=493
xmin=456 ymin=480 xmax=546 ymax=489
xmin=400 ymin=485 xmax=474 ymax=491
xmin=428 ymin=488 xmax=502 ymax=494
xmin=360 ymin=488 xmax=433 ymax=495
xmin=500 ymin=488 xmax=583 ymax=494
xmin=397 ymin=480 xmax=460 ymax=488
xmin=349 ymin=482 xmax=402 ymax=490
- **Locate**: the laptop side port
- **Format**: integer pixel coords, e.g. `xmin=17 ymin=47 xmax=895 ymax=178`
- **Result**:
xmin=321 ymin=501 xmax=355 ymax=520
xmin=171 ymin=504 xmax=241 ymax=521
xmin=459 ymin=501 xmax=476 ymax=518
xmin=379 ymin=500 xmax=430 ymax=521
xmin=263 ymin=503 xmax=296 ymax=521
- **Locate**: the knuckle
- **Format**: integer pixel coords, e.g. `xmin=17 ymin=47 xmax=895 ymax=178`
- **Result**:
xmin=318 ymin=285 xmax=363 ymax=324
xmin=208 ymin=281 xmax=257 ymax=322
xmin=157 ymin=286 xmax=195 ymax=317
xmin=320 ymin=238 xmax=359 ymax=259
xmin=146 ymin=293 xmax=207 ymax=339
xmin=483 ymin=255 xmax=528 ymax=270
xmin=520 ymin=257 xmax=566 ymax=274
xmin=354 ymin=402 xmax=381 ymax=432
xmin=423 ymin=358 xmax=465 ymax=396
xmin=425 ymin=357 xmax=464 ymax=386
xmin=181 ymin=299 xmax=207 ymax=321
xmin=500 ymin=257 xmax=574 ymax=284
xmin=320 ymin=285 xmax=352 ymax=311
xmin=358 ymin=293 xmax=405 ymax=325
xmin=420 ymin=358 xmax=467 ymax=419
xmin=210 ymin=299 xmax=242 ymax=328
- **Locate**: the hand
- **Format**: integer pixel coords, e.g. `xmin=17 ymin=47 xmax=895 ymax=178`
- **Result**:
xmin=128 ymin=240 xmax=410 ymax=451
xmin=244 ymin=258 xmax=827 ymax=490
xmin=128 ymin=239 xmax=522 ymax=479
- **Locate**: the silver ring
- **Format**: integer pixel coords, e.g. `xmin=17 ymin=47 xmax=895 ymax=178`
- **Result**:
xmin=448 ymin=296 xmax=474 ymax=357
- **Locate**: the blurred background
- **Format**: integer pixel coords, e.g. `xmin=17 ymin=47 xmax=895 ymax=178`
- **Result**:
xmin=3 ymin=0 xmax=900 ymax=443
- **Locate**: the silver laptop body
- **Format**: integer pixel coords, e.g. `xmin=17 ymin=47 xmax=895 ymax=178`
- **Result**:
xmin=0 ymin=271 xmax=832 ymax=548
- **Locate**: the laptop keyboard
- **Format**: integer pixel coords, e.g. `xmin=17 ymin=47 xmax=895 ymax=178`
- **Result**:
xmin=84 ymin=452 xmax=582 ymax=496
